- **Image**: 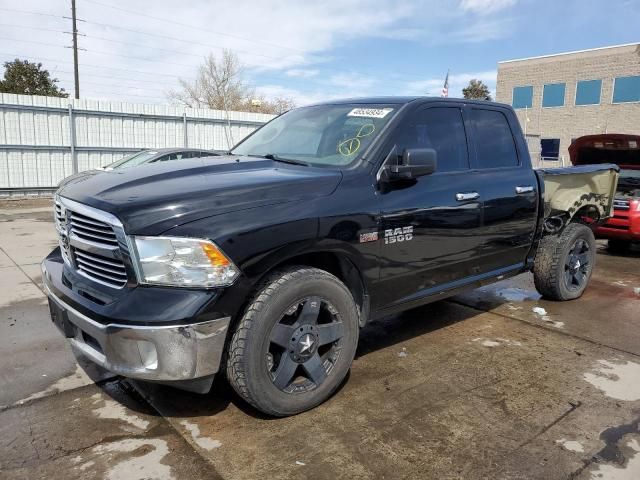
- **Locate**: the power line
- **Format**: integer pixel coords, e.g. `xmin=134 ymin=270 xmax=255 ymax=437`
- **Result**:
xmin=0 ymin=23 xmax=66 ymax=35
xmin=0 ymin=51 xmax=187 ymax=79
xmin=0 ymin=23 xmax=201 ymax=63
xmin=0 ymin=7 xmax=65 ymax=20
xmin=0 ymin=6 xmax=301 ymax=70
xmin=0 ymin=37 xmax=70 ymax=50
xmin=87 ymin=48 xmax=198 ymax=69
xmin=81 ymin=20 xmax=299 ymax=64
xmin=83 ymin=0 xmax=307 ymax=54
xmin=52 ymin=69 xmax=178 ymax=86
xmin=80 ymin=90 xmax=167 ymax=100
xmin=84 ymin=34 xmax=207 ymax=59
xmin=0 ymin=37 xmax=198 ymax=69
xmin=0 ymin=51 xmax=320 ymax=103
xmin=56 ymin=75 xmax=170 ymax=93
xmin=0 ymin=44 xmax=306 ymax=85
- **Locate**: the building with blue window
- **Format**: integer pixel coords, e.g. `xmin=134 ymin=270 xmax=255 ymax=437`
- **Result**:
xmin=496 ymin=43 xmax=640 ymax=167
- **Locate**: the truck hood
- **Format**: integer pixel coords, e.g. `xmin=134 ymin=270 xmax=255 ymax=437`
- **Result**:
xmin=57 ymin=156 xmax=342 ymax=234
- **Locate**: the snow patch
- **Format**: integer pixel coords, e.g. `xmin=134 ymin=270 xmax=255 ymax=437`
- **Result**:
xmin=472 ymin=337 xmax=522 ymax=347
xmin=589 ymin=438 xmax=640 ymax=480
xmin=556 ymin=438 xmax=584 ymax=452
xmin=541 ymin=316 xmax=565 ymax=329
xmin=493 ymin=287 xmax=541 ymax=302
xmin=91 ymin=393 xmax=150 ymax=431
xmin=530 ymin=307 xmax=564 ymax=328
xmin=180 ymin=420 xmax=221 ymax=450
xmin=79 ymin=460 xmax=95 ymax=471
xmin=583 ymin=360 xmax=640 ymax=401
xmin=93 ymin=438 xmax=173 ymax=480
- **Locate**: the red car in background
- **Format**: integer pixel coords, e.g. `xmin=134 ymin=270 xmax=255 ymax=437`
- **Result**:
xmin=570 ymin=134 xmax=640 ymax=253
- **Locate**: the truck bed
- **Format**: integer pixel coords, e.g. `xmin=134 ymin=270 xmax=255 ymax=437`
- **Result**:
xmin=536 ymin=164 xmax=619 ymax=223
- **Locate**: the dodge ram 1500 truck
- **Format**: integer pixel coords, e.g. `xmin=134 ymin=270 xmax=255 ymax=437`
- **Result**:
xmin=42 ymin=97 xmax=619 ymax=416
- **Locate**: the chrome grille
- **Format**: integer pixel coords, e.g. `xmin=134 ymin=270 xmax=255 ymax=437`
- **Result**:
xmin=54 ymin=199 xmax=65 ymax=228
xmin=54 ymin=196 xmax=128 ymax=289
xmin=74 ymin=249 xmax=128 ymax=287
xmin=68 ymin=211 xmax=119 ymax=247
xmin=613 ymin=198 xmax=630 ymax=210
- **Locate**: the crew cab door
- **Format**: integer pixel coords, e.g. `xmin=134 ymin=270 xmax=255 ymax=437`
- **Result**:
xmin=373 ymin=103 xmax=484 ymax=310
xmin=466 ymin=106 xmax=538 ymax=273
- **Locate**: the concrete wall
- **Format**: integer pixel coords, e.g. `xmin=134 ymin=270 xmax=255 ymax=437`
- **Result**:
xmin=496 ymin=43 xmax=640 ymax=167
xmin=0 ymin=93 xmax=274 ymax=191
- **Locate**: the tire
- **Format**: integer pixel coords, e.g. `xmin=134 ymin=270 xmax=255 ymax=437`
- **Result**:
xmin=226 ymin=266 xmax=359 ymax=417
xmin=608 ymin=239 xmax=631 ymax=254
xmin=534 ymin=223 xmax=596 ymax=301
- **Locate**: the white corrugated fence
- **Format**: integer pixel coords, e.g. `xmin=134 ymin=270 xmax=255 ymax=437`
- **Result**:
xmin=0 ymin=93 xmax=274 ymax=193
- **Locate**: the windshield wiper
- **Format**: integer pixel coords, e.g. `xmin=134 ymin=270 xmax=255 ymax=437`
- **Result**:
xmin=262 ymin=154 xmax=309 ymax=166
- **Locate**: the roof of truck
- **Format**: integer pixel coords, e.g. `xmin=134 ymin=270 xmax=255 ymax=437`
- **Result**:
xmin=306 ymin=96 xmax=509 ymax=107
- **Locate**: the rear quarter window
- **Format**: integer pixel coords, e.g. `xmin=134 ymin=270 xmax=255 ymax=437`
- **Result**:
xmin=470 ymin=109 xmax=519 ymax=168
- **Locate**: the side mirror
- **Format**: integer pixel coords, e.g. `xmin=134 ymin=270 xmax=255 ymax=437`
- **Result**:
xmin=381 ymin=147 xmax=437 ymax=182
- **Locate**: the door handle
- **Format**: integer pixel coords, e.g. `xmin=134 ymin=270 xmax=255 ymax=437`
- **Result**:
xmin=456 ymin=192 xmax=480 ymax=201
xmin=515 ymin=186 xmax=535 ymax=194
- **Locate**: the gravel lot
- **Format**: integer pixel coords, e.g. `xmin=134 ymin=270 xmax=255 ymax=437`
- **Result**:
xmin=1 ymin=200 xmax=639 ymax=480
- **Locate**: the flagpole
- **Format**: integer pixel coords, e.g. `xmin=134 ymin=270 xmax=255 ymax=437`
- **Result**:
xmin=441 ymin=69 xmax=450 ymax=98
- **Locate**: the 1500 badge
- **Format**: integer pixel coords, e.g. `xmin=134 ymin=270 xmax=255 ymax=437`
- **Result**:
xmin=384 ymin=226 xmax=413 ymax=244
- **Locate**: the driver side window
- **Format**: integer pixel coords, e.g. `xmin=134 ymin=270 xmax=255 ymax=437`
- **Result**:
xmin=394 ymin=107 xmax=470 ymax=173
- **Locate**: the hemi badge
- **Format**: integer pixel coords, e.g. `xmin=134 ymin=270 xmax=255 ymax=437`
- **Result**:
xmin=359 ymin=232 xmax=379 ymax=243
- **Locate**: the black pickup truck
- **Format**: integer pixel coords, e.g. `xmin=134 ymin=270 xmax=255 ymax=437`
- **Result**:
xmin=42 ymin=97 xmax=618 ymax=416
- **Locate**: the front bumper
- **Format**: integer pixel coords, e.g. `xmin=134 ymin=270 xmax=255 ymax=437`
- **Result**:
xmin=42 ymin=261 xmax=231 ymax=383
xmin=595 ymin=208 xmax=640 ymax=241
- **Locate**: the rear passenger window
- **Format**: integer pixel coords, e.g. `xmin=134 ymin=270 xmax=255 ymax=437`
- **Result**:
xmin=395 ymin=107 xmax=469 ymax=172
xmin=470 ymin=109 xmax=518 ymax=168
xmin=157 ymin=153 xmax=179 ymax=162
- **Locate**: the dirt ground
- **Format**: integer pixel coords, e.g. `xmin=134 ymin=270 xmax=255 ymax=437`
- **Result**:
xmin=1 ymin=204 xmax=639 ymax=480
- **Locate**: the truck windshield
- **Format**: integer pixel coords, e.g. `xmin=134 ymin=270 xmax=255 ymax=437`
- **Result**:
xmin=231 ymin=104 xmax=397 ymax=167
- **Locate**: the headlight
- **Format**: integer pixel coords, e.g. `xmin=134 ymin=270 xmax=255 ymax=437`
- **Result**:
xmin=132 ymin=236 xmax=239 ymax=287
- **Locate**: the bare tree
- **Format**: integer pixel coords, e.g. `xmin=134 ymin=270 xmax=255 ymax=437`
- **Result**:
xmin=169 ymin=50 xmax=295 ymax=115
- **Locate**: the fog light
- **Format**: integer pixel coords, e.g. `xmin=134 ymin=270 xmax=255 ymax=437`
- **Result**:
xmin=136 ymin=340 xmax=158 ymax=369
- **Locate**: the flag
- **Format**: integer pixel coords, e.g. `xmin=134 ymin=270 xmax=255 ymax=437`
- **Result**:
xmin=441 ymin=70 xmax=449 ymax=98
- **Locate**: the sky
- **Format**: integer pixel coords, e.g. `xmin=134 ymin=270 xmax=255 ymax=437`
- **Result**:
xmin=0 ymin=0 xmax=638 ymax=107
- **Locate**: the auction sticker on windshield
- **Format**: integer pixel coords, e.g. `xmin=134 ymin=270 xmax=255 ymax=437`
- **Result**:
xmin=347 ymin=108 xmax=393 ymax=119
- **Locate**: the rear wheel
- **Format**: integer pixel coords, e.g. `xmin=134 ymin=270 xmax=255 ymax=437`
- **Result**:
xmin=608 ymin=239 xmax=631 ymax=254
xmin=534 ymin=223 xmax=596 ymax=301
xmin=226 ymin=266 xmax=359 ymax=416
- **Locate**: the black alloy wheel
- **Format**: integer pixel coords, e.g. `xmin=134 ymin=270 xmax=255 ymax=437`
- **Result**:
xmin=534 ymin=222 xmax=596 ymax=301
xmin=267 ymin=296 xmax=344 ymax=393
xmin=564 ymin=238 xmax=591 ymax=291
xmin=226 ymin=266 xmax=359 ymax=416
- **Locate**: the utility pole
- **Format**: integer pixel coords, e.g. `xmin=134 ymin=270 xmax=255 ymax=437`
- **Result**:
xmin=71 ymin=0 xmax=80 ymax=99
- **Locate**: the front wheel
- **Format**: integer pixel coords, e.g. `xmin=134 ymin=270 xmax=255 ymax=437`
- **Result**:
xmin=226 ymin=266 xmax=359 ymax=416
xmin=534 ymin=223 xmax=596 ymax=301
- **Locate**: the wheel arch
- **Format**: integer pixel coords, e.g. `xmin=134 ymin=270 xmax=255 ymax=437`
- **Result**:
xmin=263 ymin=250 xmax=369 ymax=327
